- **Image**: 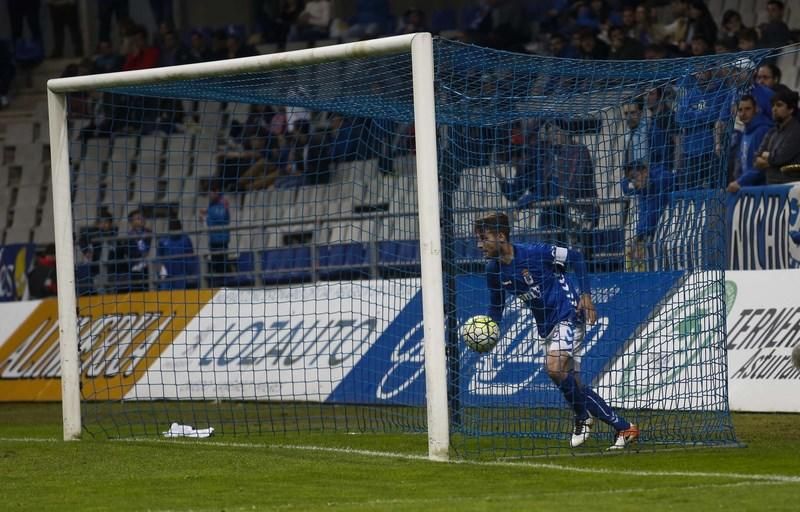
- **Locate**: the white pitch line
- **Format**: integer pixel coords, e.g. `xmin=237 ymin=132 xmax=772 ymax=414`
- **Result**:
xmin=3 ymin=436 xmax=799 ymax=485
xmin=115 ymin=438 xmax=800 ymax=484
xmin=0 ymin=437 xmax=59 ymax=443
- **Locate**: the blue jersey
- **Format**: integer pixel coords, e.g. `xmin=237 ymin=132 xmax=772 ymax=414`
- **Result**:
xmin=485 ymin=242 xmax=590 ymax=338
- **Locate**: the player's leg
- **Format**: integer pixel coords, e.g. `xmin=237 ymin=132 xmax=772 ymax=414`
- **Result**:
xmin=544 ymin=322 xmax=591 ymax=447
xmin=570 ymin=324 xmax=639 ymax=449
xmin=571 ymin=330 xmax=639 ymax=449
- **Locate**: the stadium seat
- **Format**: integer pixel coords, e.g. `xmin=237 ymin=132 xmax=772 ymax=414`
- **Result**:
xmin=377 ymin=239 xmax=420 ymax=277
xmin=317 ymin=242 xmax=369 ymax=280
xmin=231 ymin=250 xmax=256 ymax=286
xmin=261 ymin=246 xmax=312 ymax=284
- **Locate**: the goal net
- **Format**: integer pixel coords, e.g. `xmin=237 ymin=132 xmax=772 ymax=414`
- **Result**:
xmin=48 ymin=34 xmax=769 ymax=458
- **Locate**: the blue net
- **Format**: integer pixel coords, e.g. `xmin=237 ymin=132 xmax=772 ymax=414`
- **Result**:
xmin=64 ymin=38 xmax=773 ymax=456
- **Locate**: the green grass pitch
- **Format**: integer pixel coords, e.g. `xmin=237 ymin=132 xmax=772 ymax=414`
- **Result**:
xmin=1 ymin=403 xmax=798 ymax=511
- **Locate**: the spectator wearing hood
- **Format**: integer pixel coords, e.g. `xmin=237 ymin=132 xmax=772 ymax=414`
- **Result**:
xmin=727 ymin=95 xmax=772 ymax=192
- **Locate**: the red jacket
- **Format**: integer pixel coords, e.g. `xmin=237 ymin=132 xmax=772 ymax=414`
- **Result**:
xmin=123 ymin=47 xmax=160 ymax=71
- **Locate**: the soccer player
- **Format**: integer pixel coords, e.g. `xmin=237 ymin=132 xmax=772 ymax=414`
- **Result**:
xmin=473 ymin=212 xmax=639 ymax=450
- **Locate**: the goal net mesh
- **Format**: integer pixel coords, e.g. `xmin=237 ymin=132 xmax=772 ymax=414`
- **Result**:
xmin=61 ymin=38 xmax=768 ymax=456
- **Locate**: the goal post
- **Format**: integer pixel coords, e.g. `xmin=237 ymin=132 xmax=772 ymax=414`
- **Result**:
xmin=46 ymin=33 xmax=777 ymax=459
xmin=47 ymin=33 xmax=450 ymax=457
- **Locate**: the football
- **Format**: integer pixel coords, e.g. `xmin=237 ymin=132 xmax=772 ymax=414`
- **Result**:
xmin=460 ymin=315 xmax=500 ymax=353
xmin=792 ymin=344 xmax=800 ymax=370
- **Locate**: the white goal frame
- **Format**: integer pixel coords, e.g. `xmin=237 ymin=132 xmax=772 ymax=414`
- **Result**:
xmin=46 ymin=33 xmax=450 ymax=461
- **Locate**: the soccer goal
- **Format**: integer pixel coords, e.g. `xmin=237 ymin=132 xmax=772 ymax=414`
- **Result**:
xmin=47 ymin=33 xmax=770 ymax=459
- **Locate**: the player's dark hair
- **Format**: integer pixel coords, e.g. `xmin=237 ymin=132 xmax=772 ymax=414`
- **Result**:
xmin=474 ymin=213 xmax=510 ymax=240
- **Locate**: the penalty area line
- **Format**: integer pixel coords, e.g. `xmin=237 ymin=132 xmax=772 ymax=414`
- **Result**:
xmin=118 ymin=438 xmax=800 ymax=484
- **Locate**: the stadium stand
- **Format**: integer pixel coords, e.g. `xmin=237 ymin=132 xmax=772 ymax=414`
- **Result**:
xmin=1 ymin=0 xmax=799 ymax=293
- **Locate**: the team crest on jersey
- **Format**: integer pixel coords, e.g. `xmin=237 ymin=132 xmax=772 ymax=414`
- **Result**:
xmin=522 ymin=269 xmax=535 ymax=286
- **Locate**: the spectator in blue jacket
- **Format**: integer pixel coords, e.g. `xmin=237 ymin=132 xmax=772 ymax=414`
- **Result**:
xmin=200 ymin=180 xmax=231 ymax=286
xmin=621 ymin=160 xmax=674 ymax=270
xmin=727 ymin=95 xmax=772 ymax=193
xmin=156 ymin=219 xmax=198 ymax=290
xmin=675 ymin=68 xmax=733 ymax=189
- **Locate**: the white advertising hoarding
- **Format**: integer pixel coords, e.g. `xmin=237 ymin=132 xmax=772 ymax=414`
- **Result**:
xmin=725 ymin=270 xmax=800 ymax=412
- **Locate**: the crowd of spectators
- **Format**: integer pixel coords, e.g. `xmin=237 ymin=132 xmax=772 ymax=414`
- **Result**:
xmin=3 ymin=1 xmax=800 ymax=292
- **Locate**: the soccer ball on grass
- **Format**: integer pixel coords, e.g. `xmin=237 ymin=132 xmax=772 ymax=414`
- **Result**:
xmin=460 ymin=315 xmax=500 ymax=353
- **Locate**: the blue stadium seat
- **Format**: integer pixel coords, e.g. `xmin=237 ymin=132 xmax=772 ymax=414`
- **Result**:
xmin=378 ymin=240 xmax=420 ymax=277
xmin=230 ymin=251 xmax=255 ymax=286
xmin=261 ymin=247 xmax=312 ymax=284
xmin=318 ymin=242 xmax=369 ymax=280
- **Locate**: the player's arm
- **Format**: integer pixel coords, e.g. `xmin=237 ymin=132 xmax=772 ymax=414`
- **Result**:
xmin=555 ymin=246 xmax=597 ymax=325
xmin=486 ymin=260 xmax=505 ymax=325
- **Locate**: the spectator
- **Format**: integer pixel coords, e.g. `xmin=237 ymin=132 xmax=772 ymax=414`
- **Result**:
xmin=754 ymin=88 xmax=800 ymax=185
xmin=494 ymin=128 xmax=545 ymax=204
xmin=327 ymin=113 xmax=362 ymax=162
xmin=462 ymin=0 xmax=528 ymax=52
xmin=608 ymin=25 xmax=644 ymax=60
xmin=7 ymin=0 xmax=44 ymax=49
xmin=719 ymin=10 xmax=745 ymax=50
xmin=683 ymin=0 xmax=717 ymax=51
xmin=517 ymin=123 xmax=598 ymax=254
xmin=689 ymin=35 xmax=712 ymax=57
xmin=621 ymin=160 xmax=674 ymax=271
xmin=122 ymin=25 xmax=160 ymax=71
xmin=77 ymin=208 xmax=118 ymax=295
xmin=675 ymin=68 xmax=732 ymax=189
xmin=661 ymin=0 xmax=689 ymax=50
xmin=112 ymin=210 xmax=152 ymax=293
xmin=643 ymin=43 xmax=668 ymax=60
xmin=0 ymin=40 xmax=15 ymax=109
xmin=345 ymin=0 xmax=392 ymax=40
xmin=217 ymin=123 xmax=271 ymax=192
xmin=149 ymin=0 xmax=173 ymax=28
xmin=187 ymin=28 xmax=213 ymax=64
xmin=290 ymin=0 xmax=331 ymax=44
xmin=301 ymin=124 xmax=334 ymax=185
xmin=27 ymin=244 xmax=57 ymax=299
xmin=397 ymin=7 xmax=427 ymax=35
xmin=737 ymin=27 xmax=758 ymax=51
xmin=548 ymin=32 xmax=579 ymax=59
xmin=622 ymin=98 xmax=649 ymax=166
xmin=632 ymin=4 xmax=664 ymax=46
xmin=218 ymin=24 xmax=257 ymax=60
xmin=727 ymin=95 xmax=772 ymax=193
xmin=156 ymin=219 xmax=198 ymax=290
xmin=752 ymin=63 xmax=782 ymax=121
xmin=646 ymin=87 xmax=678 ymax=170
xmin=211 ymin=28 xmax=228 ymax=58
xmin=97 ymin=0 xmax=130 ymax=44
xmin=157 ymin=29 xmax=190 ymax=67
xmin=92 ymin=40 xmax=123 ymax=73
xmin=759 ymin=0 xmax=792 ymax=48
xmin=47 ymin=0 xmax=83 ymax=58
xmin=575 ymin=0 xmax=617 ymax=35
xmin=199 ymin=181 xmax=231 ymax=286
xmin=577 ymin=28 xmax=609 ymax=60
